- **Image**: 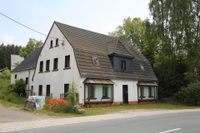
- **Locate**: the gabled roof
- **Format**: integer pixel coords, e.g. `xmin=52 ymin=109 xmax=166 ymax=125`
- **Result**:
xmin=55 ymin=21 xmax=158 ymax=81
xmin=12 ymin=48 xmax=42 ymax=72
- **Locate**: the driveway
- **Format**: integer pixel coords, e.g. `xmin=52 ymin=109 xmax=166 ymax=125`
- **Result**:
xmin=0 ymin=103 xmax=47 ymax=123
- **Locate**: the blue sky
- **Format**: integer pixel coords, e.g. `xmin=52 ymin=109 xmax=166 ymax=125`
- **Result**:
xmin=0 ymin=0 xmax=150 ymax=46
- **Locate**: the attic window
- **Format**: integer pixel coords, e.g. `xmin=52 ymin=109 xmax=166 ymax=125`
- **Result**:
xmin=140 ymin=64 xmax=145 ymax=71
xmin=50 ymin=40 xmax=53 ymax=48
xmin=92 ymin=56 xmax=100 ymax=66
xmin=55 ymin=38 xmax=59 ymax=47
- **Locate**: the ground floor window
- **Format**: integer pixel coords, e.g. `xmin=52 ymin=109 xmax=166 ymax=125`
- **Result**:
xmin=46 ymin=85 xmax=50 ymax=97
xmin=85 ymin=84 xmax=113 ymax=103
xmin=39 ymin=85 xmax=43 ymax=96
xmin=138 ymin=86 xmax=157 ymax=100
xmin=64 ymin=84 xmax=69 ymax=98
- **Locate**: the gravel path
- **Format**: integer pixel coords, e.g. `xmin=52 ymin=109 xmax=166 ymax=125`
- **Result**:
xmin=0 ymin=103 xmax=47 ymax=123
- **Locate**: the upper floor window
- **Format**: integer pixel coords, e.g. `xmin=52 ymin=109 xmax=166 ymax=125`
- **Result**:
xmin=46 ymin=60 xmax=50 ymax=71
xmin=92 ymin=56 xmax=100 ymax=66
xmin=39 ymin=61 xmax=43 ymax=72
xmin=55 ymin=38 xmax=59 ymax=47
xmin=53 ymin=58 xmax=58 ymax=70
xmin=50 ymin=40 xmax=53 ymax=48
xmin=121 ymin=60 xmax=126 ymax=71
xmin=65 ymin=55 xmax=70 ymax=69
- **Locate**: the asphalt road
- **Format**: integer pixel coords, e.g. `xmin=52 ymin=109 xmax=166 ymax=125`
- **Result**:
xmin=10 ymin=111 xmax=200 ymax=133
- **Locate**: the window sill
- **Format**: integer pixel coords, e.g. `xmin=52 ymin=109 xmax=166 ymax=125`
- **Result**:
xmin=45 ymin=70 xmax=50 ymax=73
xmin=55 ymin=45 xmax=59 ymax=47
xmin=52 ymin=69 xmax=59 ymax=72
xmin=63 ymin=67 xmax=71 ymax=70
xmin=87 ymin=97 xmax=97 ymax=100
xmin=101 ymin=96 xmax=110 ymax=99
xmin=49 ymin=47 xmax=53 ymax=49
xmin=39 ymin=71 xmax=43 ymax=73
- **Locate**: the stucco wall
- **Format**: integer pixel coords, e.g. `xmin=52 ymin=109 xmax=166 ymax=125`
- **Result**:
xmin=112 ymin=79 xmax=138 ymax=103
xmin=33 ymin=24 xmax=85 ymax=104
xmin=11 ymin=69 xmax=35 ymax=91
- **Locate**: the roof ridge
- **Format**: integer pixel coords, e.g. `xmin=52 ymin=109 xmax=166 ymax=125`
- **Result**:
xmin=54 ymin=21 xmax=115 ymax=40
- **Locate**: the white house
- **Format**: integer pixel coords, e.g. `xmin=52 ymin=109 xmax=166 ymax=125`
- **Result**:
xmin=11 ymin=21 xmax=158 ymax=106
xmin=11 ymin=48 xmax=42 ymax=96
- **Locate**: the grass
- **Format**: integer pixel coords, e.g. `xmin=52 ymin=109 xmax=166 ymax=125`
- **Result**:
xmin=32 ymin=102 xmax=200 ymax=117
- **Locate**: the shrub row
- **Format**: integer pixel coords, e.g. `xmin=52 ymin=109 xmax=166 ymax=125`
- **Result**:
xmin=173 ymin=81 xmax=200 ymax=105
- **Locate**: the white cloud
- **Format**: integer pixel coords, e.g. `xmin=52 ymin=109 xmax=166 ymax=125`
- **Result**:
xmin=0 ymin=34 xmax=15 ymax=44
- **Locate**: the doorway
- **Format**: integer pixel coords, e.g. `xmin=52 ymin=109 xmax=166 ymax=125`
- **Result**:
xmin=123 ymin=85 xmax=128 ymax=104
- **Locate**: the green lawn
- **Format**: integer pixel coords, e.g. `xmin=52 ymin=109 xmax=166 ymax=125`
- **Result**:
xmin=33 ymin=102 xmax=200 ymax=117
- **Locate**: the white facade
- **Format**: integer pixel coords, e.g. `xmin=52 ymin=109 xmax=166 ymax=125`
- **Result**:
xmin=33 ymin=24 xmax=85 ymax=104
xmin=112 ymin=79 xmax=138 ymax=103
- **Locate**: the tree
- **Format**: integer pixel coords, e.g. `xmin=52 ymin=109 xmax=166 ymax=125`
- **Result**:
xmin=0 ymin=44 xmax=21 ymax=70
xmin=109 ymin=17 xmax=146 ymax=50
xmin=149 ymin=0 xmax=200 ymax=97
xmin=20 ymin=38 xmax=43 ymax=58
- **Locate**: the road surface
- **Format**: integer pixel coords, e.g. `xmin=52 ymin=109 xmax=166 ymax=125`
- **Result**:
xmin=9 ymin=111 xmax=200 ymax=133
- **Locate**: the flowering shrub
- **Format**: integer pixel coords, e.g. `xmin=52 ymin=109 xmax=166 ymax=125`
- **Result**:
xmin=46 ymin=99 xmax=68 ymax=112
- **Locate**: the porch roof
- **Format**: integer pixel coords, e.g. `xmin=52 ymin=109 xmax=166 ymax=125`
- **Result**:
xmin=138 ymin=82 xmax=158 ymax=86
xmin=84 ymin=78 xmax=114 ymax=85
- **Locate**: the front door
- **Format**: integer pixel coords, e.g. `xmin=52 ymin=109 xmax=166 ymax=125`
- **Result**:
xmin=123 ymin=85 xmax=128 ymax=104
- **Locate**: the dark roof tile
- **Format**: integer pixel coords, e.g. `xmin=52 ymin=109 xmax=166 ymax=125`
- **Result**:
xmin=12 ymin=48 xmax=42 ymax=72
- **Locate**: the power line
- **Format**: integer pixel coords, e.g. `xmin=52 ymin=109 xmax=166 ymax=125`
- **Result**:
xmin=0 ymin=11 xmax=66 ymax=43
xmin=0 ymin=12 xmax=47 ymax=36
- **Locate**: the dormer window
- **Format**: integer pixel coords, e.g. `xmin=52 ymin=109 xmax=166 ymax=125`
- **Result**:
xmin=55 ymin=38 xmax=59 ymax=47
xmin=50 ymin=40 xmax=53 ymax=48
xmin=92 ymin=56 xmax=100 ymax=66
xmin=121 ymin=60 xmax=126 ymax=71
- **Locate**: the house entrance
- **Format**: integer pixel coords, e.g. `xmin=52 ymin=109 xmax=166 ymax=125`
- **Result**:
xmin=123 ymin=85 xmax=128 ymax=104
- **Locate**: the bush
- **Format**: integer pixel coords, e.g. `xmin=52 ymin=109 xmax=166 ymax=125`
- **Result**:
xmin=12 ymin=79 xmax=26 ymax=97
xmin=173 ymin=81 xmax=200 ymax=105
xmin=46 ymin=99 xmax=68 ymax=112
xmin=67 ymin=81 xmax=78 ymax=106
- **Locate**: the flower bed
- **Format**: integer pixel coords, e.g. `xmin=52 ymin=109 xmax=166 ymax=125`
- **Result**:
xmin=46 ymin=99 xmax=68 ymax=112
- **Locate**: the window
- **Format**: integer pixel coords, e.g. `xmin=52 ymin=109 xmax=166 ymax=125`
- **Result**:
xmin=89 ymin=85 xmax=95 ymax=99
xmin=31 ymin=86 xmax=33 ymax=95
xmin=46 ymin=60 xmax=50 ymax=71
xmin=15 ymin=74 xmax=17 ymax=79
xmin=121 ymin=60 xmax=126 ymax=71
xmin=55 ymin=38 xmax=59 ymax=47
xmin=53 ymin=58 xmax=58 ymax=70
xmin=148 ymin=87 xmax=155 ymax=98
xmin=46 ymin=85 xmax=50 ymax=97
xmin=25 ymin=77 xmax=28 ymax=84
xmin=92 ymin=56 xmax=100 ymax=66
xmin=64 ymin=84 xmax=69 ymax=97
xmin=139 ymin=86 xmax=145 ymax=99
xmin=65 ymin=55 xmax=70 ymax=68
xmin=39 ymin=85 xmax=43 ymax=96
xmin=50 ymin=40 xmax=53 ymax=48
xmin=140 ymin=64 xmax=145 ymax=71
xmin=102 ymin=86 xmax=109 ymax=98
xmin=39 ymin=61 xmax=43 ymax=72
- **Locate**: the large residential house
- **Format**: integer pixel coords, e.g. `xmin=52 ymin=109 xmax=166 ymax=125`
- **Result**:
xmin=11 ymin=21 xmax=158 ymax=105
